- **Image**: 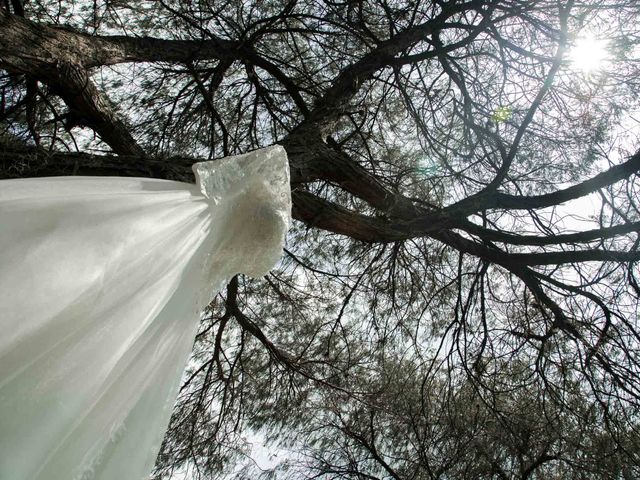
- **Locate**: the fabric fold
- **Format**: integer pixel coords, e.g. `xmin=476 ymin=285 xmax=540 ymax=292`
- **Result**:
xmin=0 ymin=145 xmax=291 ymax=480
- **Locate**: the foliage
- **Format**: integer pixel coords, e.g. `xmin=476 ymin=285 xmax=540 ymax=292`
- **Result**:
xmin=1 ymin=0 xmax=640 ymax=478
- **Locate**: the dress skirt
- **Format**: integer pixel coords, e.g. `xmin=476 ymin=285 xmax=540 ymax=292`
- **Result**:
xmin=0 ymin=146 xmax=291 ymax=480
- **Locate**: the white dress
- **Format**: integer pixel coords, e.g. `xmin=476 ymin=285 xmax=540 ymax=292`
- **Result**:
xmin=0 ymin=146 xmax=291 ymax=480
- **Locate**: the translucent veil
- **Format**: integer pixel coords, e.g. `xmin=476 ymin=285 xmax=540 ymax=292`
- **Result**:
xmin=0 ymin=146 xmax=291 ymax=480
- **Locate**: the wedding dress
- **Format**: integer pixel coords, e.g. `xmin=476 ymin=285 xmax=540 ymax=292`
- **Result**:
xmin=0 ymin=145 xmax=291 ymax=480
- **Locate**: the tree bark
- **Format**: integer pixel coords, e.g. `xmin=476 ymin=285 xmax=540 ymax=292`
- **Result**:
xmin=0 ymin=12 xmax=235 ymax=71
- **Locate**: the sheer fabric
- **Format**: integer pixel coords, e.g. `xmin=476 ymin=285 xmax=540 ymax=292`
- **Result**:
xmin=0 ymin=146 xmax=291 ymax=480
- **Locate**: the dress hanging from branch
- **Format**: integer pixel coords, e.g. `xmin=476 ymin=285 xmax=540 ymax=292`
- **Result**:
xmin=0 ymin=145 xmax=291 ymax=480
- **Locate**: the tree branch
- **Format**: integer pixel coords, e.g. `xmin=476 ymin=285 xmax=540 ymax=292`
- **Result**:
xmin=0 ymin=12 xmax=236 ymax=70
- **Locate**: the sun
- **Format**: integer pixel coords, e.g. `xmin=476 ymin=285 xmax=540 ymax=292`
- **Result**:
xmin=568 ymin=36 xmax=609 ymax=74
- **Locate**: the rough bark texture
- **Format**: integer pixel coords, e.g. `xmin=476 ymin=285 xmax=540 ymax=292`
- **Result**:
xmin=0 ymin=12 xmax=235 ymax=71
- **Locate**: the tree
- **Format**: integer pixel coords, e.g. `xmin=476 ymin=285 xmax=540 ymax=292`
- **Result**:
xmin=1 ymin=0 xmax=639 ymax=477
